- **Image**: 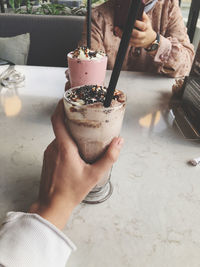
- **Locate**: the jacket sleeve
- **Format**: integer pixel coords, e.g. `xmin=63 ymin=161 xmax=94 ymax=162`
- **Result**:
xmin=153 ymin=0 xmax=195 ymax=77
xmin=0 ymin=212 xmax=76 ymax=267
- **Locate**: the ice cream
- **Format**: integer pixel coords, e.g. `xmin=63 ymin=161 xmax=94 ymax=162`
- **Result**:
xmin=67 ymin=47 xmax=108 ymax=88
xmin=63 ymin=85 xmax=126 ymax=203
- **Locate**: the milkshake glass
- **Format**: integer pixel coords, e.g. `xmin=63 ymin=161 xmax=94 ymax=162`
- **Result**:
xmin=63 ymin=85 xmax=126 ymax=204
xmin=67 ymin=47 xmax=107 ymax=88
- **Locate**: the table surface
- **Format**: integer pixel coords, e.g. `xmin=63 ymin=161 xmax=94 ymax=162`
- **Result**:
xmin=0 ymin=65 xmax=200 ymax=267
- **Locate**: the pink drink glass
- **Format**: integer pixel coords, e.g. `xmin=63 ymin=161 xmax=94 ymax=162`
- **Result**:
xmin=67 ymin=52 xmax=107 ymax=88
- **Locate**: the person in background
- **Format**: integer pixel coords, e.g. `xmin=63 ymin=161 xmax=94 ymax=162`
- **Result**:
xmin=80 ymin=0 xmax=195 ymax=78
xmin=0 ymin=101 xmax=124 ymax=267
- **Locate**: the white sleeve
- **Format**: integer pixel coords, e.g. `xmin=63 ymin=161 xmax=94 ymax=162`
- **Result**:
xmin=0 ymin=212 xmax=76 ymax=267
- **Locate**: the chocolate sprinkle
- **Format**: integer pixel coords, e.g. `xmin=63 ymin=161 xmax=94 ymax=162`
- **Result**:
xmin=67 ymin=85 xmax=122 ymax=105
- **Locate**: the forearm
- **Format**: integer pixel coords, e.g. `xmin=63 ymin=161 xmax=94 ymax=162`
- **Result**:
xmin=29 ymin=200 xmax=73 ymax=230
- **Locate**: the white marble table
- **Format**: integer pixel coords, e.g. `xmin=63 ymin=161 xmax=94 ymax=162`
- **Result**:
xmin=0 ymin=65 xmax=200 ymax=267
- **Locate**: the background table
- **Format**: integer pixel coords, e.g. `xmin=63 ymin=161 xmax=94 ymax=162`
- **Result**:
xmin=0 ymin=66 xmax=200 ymax=267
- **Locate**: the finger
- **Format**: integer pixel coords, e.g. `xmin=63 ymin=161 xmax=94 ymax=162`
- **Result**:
xmin=65 ymin=69 xmax=69 ymax=78
xmin=142 ymin=12 xmax=149 ymax=23
xmin=65 ymin=81 xmax=71 ymax=91
xmin=91 ymin=137 xmax=124 ymax=180
xmin=134 ymin=20 xmax=146 ymax=31
xmin=131 ymin=29 xmax=145 ymax=39
xmin=51 ymin=100 xmax=76 ymax=148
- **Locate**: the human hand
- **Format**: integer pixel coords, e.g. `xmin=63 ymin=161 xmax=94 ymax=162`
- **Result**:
xmin=65 ymin=69 xmax=69 ymax=79
xmin=114 ymin=12 xmax=156 ymax=49
xmin=65 ymin=69 xmax=71 ymax=90
xmin=65 ymin=81 xmax=71 ymax=91
xmin=30 ymin=101 xmax=124 ymax=229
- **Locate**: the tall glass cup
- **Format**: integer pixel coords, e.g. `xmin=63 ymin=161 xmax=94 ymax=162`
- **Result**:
xmin=63 ymin=86 xmax=126 ymax=204
xmin=67 ymin=52 xmax=107 ymax=88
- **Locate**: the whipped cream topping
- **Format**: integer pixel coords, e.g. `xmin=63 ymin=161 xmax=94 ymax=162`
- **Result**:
xmin=65 ymin=85 xmax=125 ymax=106
xmin=70 ymin=47 xmax=106 ymax=61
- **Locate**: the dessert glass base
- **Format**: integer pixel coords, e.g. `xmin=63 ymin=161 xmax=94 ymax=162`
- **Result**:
xmin=82 ymin=180 xmax=113 ymax=205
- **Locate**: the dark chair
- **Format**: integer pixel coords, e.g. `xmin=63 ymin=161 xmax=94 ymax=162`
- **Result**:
xmin=0 ymin=14 xmax=85 ymax=67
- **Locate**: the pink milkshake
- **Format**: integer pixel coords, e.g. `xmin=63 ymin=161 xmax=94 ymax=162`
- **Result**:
xmin=67 ymin=47 xmax=107 ymax=88
xmin=63 ymin=85 xmax=126 ymax=204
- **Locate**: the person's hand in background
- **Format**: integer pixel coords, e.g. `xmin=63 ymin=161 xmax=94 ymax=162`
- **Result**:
xmin=65 ymin=69 xmax=71 ymax=91
xmin=115 ymin=12 xmax=156 ymax=49
xmin=30 ymin=101 xmax=124 ymax=230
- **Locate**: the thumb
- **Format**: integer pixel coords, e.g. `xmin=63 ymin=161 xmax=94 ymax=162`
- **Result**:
xmin=142 ymin=12 xmax=149 ymax=23
xmin=92 ymin=137 xmax=124 ymax=180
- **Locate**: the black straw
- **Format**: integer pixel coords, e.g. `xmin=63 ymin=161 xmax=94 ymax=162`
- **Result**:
xmin=87 ymin=0 xmax=92 ymax=49
xmin=104 ymin=0 xmax=142 ymax=107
